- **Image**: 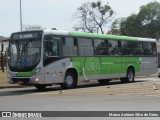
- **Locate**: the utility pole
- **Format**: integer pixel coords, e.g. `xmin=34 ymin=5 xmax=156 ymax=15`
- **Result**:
xmin=1 ymin=43 xmax=4 ymax=72
xmin=20 ymin=0 xmax=22 ymax=31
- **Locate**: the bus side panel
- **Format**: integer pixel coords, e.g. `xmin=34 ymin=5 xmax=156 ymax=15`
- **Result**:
xmin=100 ymin=57 xmax=121 ymax=78
xmin=44 ymin=58 xmax=73 ymax=84
xmin=44 ymin=60 xmax=63 ymax=84
xmin=137 ymin=57 xmax=157 ymax=76
xmin=100 ymin=57 xmax=140 ymax=79
xmin=72 ymin=57 xmax=88 ymax=81
xmin=72 ymin=56 xmax=157 ymax=81
xmin=72 ymin=57 xmax=122 ymax=81
xmin=120 ymin=57 xmax=140 ymax=78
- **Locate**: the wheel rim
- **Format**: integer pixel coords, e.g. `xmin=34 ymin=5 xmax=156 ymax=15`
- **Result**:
xmin=128 ymin=71 xmax=133 ymax=82
xmin=65 ymin=75 xmax=73 ymax=87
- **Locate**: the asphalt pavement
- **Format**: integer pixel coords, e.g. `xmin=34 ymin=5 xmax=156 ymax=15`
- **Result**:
xmin=0 ymin=77 xmax=160 ymax=120
xmin=0 ymin=77 xmax=160 ymax=91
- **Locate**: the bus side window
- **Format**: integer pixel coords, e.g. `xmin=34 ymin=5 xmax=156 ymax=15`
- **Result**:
xmin=78 ymin=38 xmax=93 ymax=56
xmin=44 ymin=38 xmax=59 ymax=57
xmin=94 ymin=39 xmax=109 ymax=56
xmin=151 ymin=43 xmax=157 ymax=57
xmin=63 ymin=37 xmax=77 ymax=56
xmin=108 ymin=40 xmax=121 ymax=56
xmin=143 ymin=42 xmax=154 ymax=56
xmin=43 ymin=35 xmax=61 ymax=66
xmin=121 ymin=41 xmax=133 ymax=56
xmin=143 ymin=42 xmax=157 ymax=56
xmin=132 ymin=42 xmax=143 ymax=56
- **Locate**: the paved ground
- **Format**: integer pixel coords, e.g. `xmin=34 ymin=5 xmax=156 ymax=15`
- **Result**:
xmin=1 ymin=77 xmax=160 ymax=91
xmin=0 ymin=73 xmax=160 ymax=90
xmin=0 ymin=78 xmax=160 ymax=120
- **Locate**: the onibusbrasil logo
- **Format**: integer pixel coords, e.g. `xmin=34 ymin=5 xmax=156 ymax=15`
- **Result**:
xmin=1 ymin=112 xmax=42 ymax=118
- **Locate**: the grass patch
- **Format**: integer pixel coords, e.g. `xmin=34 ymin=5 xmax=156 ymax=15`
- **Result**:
xmin=0 ymin=71 xmax=7 ymax=83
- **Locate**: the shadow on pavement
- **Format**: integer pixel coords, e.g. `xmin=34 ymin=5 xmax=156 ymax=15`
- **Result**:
xmin=0 ymin=79 xmax=147 ymax=97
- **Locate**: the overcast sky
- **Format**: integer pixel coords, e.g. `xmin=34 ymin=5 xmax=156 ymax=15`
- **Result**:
xmin=0 ymin=0 xmax=157 ymax=37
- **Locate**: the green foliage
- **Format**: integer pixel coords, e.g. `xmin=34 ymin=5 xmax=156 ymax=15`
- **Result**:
xmin=138 ymin=1 xmax=160 ymax=39
xmin=112 ymin=1 xmax=160 ymax=39
xmin=120 ymin=14 xmax=141 ymax=37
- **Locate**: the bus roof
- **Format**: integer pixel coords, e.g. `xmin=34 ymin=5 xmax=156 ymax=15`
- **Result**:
xmin=69 ymin=31 xmax=156 ymax=42
xmin=12 ymin=30 xmax=156 ymax=42
xmin=44 ymin=30 xmax=156 ymax=42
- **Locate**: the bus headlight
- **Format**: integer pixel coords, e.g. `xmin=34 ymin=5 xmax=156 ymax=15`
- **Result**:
xmin=35 ymin=78 xmax=39 ymax=82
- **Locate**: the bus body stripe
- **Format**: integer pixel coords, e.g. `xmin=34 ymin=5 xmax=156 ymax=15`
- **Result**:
xmin=69 ymin=32 xmax=156 ymax=42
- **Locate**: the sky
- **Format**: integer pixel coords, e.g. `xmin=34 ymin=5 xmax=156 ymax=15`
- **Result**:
xmin=0 ymin=0 xmax=157 ymax=37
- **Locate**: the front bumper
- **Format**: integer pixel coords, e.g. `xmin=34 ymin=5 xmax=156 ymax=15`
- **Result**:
xmin=7 ymin=73 xmax=45 ymax=85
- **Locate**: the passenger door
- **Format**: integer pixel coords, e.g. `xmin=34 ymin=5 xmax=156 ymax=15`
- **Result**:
xmin=43 ymin=35 xmax=63 ymax=84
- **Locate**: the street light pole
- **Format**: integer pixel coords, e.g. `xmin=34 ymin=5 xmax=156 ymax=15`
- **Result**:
xmin=20 ymin=0 xmax=22 ymax=31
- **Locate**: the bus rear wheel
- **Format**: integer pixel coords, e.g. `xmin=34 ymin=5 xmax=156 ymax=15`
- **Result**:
xmin=60 ymin=72 xmax=77 ymax=89
xmin=121 ymin=68 xmax=135 ymax=83
xmin=34 ymin=85 xmax=47 ymax=90
xmin=127 ymin=68 xmax=135 ymax=82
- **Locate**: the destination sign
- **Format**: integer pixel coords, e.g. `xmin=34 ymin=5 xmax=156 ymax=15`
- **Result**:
xmin=12 ymin=33 xmax=39 ymax=40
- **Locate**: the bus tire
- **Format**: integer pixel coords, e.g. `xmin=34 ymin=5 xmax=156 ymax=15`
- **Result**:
xmin=127 ymin=68 xmax=135 ymax=82
xmin=34 ymin=85 xmax=47 ymax=90
xmin=98 ymin=79 xmax=110 ymax=85
xmin=60 ymin=72 xmax=77 ymax=89
xmin=121 ymin=68 xmax=135 ymax=83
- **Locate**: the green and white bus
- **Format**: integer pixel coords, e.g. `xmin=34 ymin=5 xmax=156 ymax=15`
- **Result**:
xmin=7 ymin=30 xmax=157 ymax=90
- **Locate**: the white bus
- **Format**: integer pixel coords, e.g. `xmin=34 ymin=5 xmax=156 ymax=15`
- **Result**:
xmin=7 ymin=30 xmax=157 ymax=90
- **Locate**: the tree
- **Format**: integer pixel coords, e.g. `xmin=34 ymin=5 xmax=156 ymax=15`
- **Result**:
xmin=112 ymin=1 xmax=160 ymax=39
xmin=138 ymin=1 xmax=160 ymax=39
xmin=110 ymin=18 xmax=124 ymax=35
xmin=73 ymin=1 xmax=114 ymax=34
xmin=23 ymin=24 xmax=43 ymax=31
xmin=120 ymin=14 xmax=141 ymax=37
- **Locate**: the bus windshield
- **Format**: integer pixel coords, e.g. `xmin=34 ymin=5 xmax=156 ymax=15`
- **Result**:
xmin=8 ymin=32 xmax=42 ymax=71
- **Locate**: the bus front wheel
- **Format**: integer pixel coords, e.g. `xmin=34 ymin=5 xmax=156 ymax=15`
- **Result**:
xmin=60 ymin=72 xmax=77 ymax=89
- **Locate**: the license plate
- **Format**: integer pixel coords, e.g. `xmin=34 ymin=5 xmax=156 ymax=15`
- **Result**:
xmin=17 ymin=81 xmax=24 ymax=84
